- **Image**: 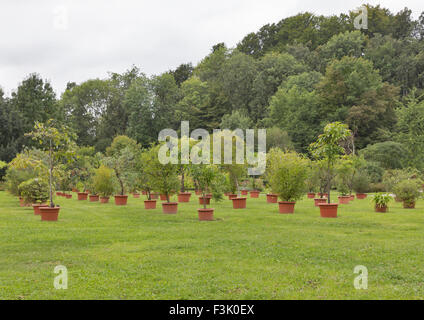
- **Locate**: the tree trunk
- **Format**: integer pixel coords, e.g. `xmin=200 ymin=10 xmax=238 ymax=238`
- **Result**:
xmin=49 ymin=139 xmax=54 ymax=208
xmin=180 ymin=170 xmax=185 ymax=193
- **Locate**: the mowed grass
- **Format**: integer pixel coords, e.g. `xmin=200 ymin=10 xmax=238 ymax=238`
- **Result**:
xmin=0 ymin=191 xmax=423 ymax=300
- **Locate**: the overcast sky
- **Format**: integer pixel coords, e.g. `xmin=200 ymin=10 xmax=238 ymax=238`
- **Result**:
xmin=0 ymin=0 xmax=422 ymax=96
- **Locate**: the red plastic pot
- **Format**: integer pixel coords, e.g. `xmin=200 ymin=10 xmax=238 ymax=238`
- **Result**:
xmin=40 ymin=206 xmax=60 ymax=221
xmin=403 ymin=201 xmax=416 ymax=209
xmin=356 ymin=193 xmax=367 ymax=199
xmin=232 ymin=197 xmax=247 ymax=209
xmin=178 ymin=192 xmax=192 ymax=203
xmin=160 ymin=194 xmax=168 ymax=201
xmin=307 ymin=193 xmax=316 ymax=199
xmin=241 ymin=190 xmax=248 ymax=196
xmin=77 ymin=192 xmax=88 ymax=201
xmin=114 ymin=195 xmax=128 ymax=206
xmin=349 ymin=195 xmax=355 ymax=201
xmin=266 ymin=194 xmax=278 ymax=203
xmin=314 ymin=198 xmax=327 ymax=207
xmin=142 ymin=190 xmax=147 ymax=195
xmin=100 ymin=197 xmax=110 ymax=204
xmin=250 ymin=190 xmax=260 ymax=198
xmin=375 ymin=205 xmax=388 ymax=213
xmin=151 ymin=193 xmax=159 ymax=200
xmin=89 ymin=195 xmax=99 ymax=202
xmin=32 ymin=203 xmax=48 ymax=215
xmin=228 ymin=194 xmax=237 ymax=200
xmin=198 ymin=208 xmax=214 ymax=221
xmin=319 ymin=203 xmax=338 ymax=218
xmin=199 ymin=196 xmax=211 ymax=205
xmin=338 ymin=196 xmax=350 ymax=204
xmin=72 ymin=188 xmax=78 ymax=193
xmin=278 ymin=201 xmax=295 ymax=214
xmin=65 ymin=194 xmax=72 ymax=199
xmin=133 ymin=193 xmax=140 ymax=198
xmin=195 ymin=190 xmax=202 ymax=196
xmin=162 ymin=202 xmax=178 ymax=214
xmin=144 ymin=200 xmax=157 ymax=209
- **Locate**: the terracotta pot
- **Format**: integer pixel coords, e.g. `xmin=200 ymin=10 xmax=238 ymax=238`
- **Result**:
xmin=144 ymin=200 xmax=157 ymax=209
xmin=250 ymin=190 xmax=260 ymax=198
xmin=19 ymin=197 xmax=31 ymax=207
xmin=65 ymin=194 xmax=72 ymax=199
xmin=375 ymin=205 xmax=388 ymax=213
xmin=198 ymin=208 xmax=214 ymax=221
xmin=356 ymin=193 xmax=367 ymax=199
xmin=349 ymin=195 xmax=355 ymax=201
xmin=142 ymin=190 xmax=147 ymax=195
xmin=133 ymin=193 xmax=140 ymax=198
xmin=241 ymin=190 xmax=248 ymax=196
xmin=72 ymin=188 xmax=78 ymax=193
xmin=40 ymin=206 xmax=60 ymax=221
xmin=278 ymin=201 xmax=295 ymax=214
xmin=100 ymin=197 xmax=109 ymax=204
xmin=307 ymin=193 xmax=316 ymax=199
xmin=228 ymin=194 xmax=237 ymax=200
xmin=232 ymin=197 xmax=247 ymax=209
xmin=319 ymin=203 xmax=338 ymax=218
xmin=77 ymin=192 xmax=88 ymax=201
xmin=89 ymin=195 xmax=99 ymax=202
xmin=178 ymin=192 xmax=192 ymax=203
xmin=32 ymin=203 xmax=48 ymax=215
xmin=151 ymin=193 xmax=159 ymax=200
xmin=114 ymin=195 xmax=128 ymax=206
xmin=314 ymin=198 xmax=327 ymax=207
xmin=195 ymin=190 xmax=202 ymax=196
xmin=403 ymin=201 xmax=416 ymax=209
xmin=266 ymin=194 xmax=278 ymax=203
xmin=162 ymin=202 xmax=178 ymax=214
xmin=199 ymin=196 xmax=211 ymax=205
xmin=160 ymin=194 xmax=168 ymax=201
xmin=56 ymin=192 xmax=61 ymax=196
xmin=338 ymin=196 xmax=350 ymax=204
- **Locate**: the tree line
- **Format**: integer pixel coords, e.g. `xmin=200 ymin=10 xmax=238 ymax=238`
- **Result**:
xmin=1 ymin=4 xmax=424 ymax=177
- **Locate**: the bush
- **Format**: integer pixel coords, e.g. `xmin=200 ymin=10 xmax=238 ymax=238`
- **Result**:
xmin=394 ymin=179 xmax=422 ymax=206
xmin=18 ymin=178 xmax=49 ymax=204
xmin=5 ymin=168 xmax=35 ymax=197
xmin=92 ymin=165 xmax=115 ymax=197
xmin=352 ymin=171 xmax=370 ymax=193
xmin=267 ymin=149 xmax=308 ymax=202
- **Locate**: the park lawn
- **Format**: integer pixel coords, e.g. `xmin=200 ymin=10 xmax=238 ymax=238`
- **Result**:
xmin=0 ymin=190 xmax=423 ymax=300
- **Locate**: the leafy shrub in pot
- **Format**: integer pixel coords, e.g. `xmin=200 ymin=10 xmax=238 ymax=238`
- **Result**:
xmin=372 ymin=193 xmax=392 ymax=212
xmin=394 ymin=179 xmax=422 ymax=209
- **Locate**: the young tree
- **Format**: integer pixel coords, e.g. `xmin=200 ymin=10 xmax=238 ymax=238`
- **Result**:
xmin=190 ymin=164 xmax=225 ymax=209
xmin=309 ymin=122 xmax=352 ymax=203
xmin=25 ymin=120 xmax=76 ymax=208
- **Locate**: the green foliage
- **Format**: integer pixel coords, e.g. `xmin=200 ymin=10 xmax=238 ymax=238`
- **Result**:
xmin=393 ymin=179 xmax=422 ymax=205
xmin=382 ymin=168 xmax=419 ymax=192
xmin=190 ymin=164 xmax=226 ymax=208
xmin=18 ymin=178 xmax=49 ymax=204
xmin=265 ymin=127 xmax=294 ymax=152
xmin=372 ymin=193 xmax=393 ymax=207
xmin=360 ymin=141 xmax=407 ymax=169
xmin=220 ymin=110 xmax=252 ymax=131
xmin=92 ymin=165 xmax=115 ymax=197
xmin=305 ymin=161 xmax=320 ymax=193
xmin=267 ymin=149 xmax=308 ymax=202
xmin=352 ymin=171 xmax=371 ymax=193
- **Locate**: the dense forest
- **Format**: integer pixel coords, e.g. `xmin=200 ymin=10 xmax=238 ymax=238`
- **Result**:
xmin=1 ymin=4 xmax=424 ymax=175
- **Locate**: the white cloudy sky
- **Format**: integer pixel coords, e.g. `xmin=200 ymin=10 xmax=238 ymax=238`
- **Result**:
xmin=0 ymin=0 xmax=422 ymax=96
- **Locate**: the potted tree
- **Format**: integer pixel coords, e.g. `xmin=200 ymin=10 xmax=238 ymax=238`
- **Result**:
xmin=305 ymin=160 xmax=319 ymax=199
xmin=394 ymin=179 xmax=422 ymax=209
xmin=137 ymin=148 xmax=159 ymax=210
xmin=249 ymin=178 xmax=263 ymax=198
xmin=25 ymin=120 xmax=75 ymax=221
xmin=372 ymin=193 xmax=393 ymax=213
xmin=18 ymin=178 xmax=49 ymax=215
xmin=103 ymin=136 xmax=140 ymax=206
xmin=146 ymin=144 xmax=180 ymax=214
xmin=227 ymin=164 xmax=247 ymax=209
xmin=92 ymin=165 xmax=115 ymax=204
xmin=309 ymin=122 xmax=351 ymax=218
xmin=191 ymin=164 xmax=225 ymax=221
xmin=267 ymin=149 xmax=308 ymax=214
xmin=353 ymin=171 xmax=370 ymax=199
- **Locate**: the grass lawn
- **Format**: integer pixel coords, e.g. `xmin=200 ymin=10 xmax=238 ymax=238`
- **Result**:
xmin=0 ymin=190 xmax=423 ymax=300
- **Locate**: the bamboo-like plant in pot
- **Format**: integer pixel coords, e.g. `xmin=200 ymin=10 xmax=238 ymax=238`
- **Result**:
xmin=267 ymin=148 xmax=308 ymax=214
xmin=25 ymin=120 xmax=76 ymax=221
xmin=92 ymin=165 xmax=115 ymax=204
xmin=309 ymin=122 xmax=351 ymax=218
xmin=18 ymin=178 xmax=49 ymax=215
xmin=372 ymin=193 xmax=392 ymax=213
xmin=190 ymin=164 xmax=225 ymax=221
